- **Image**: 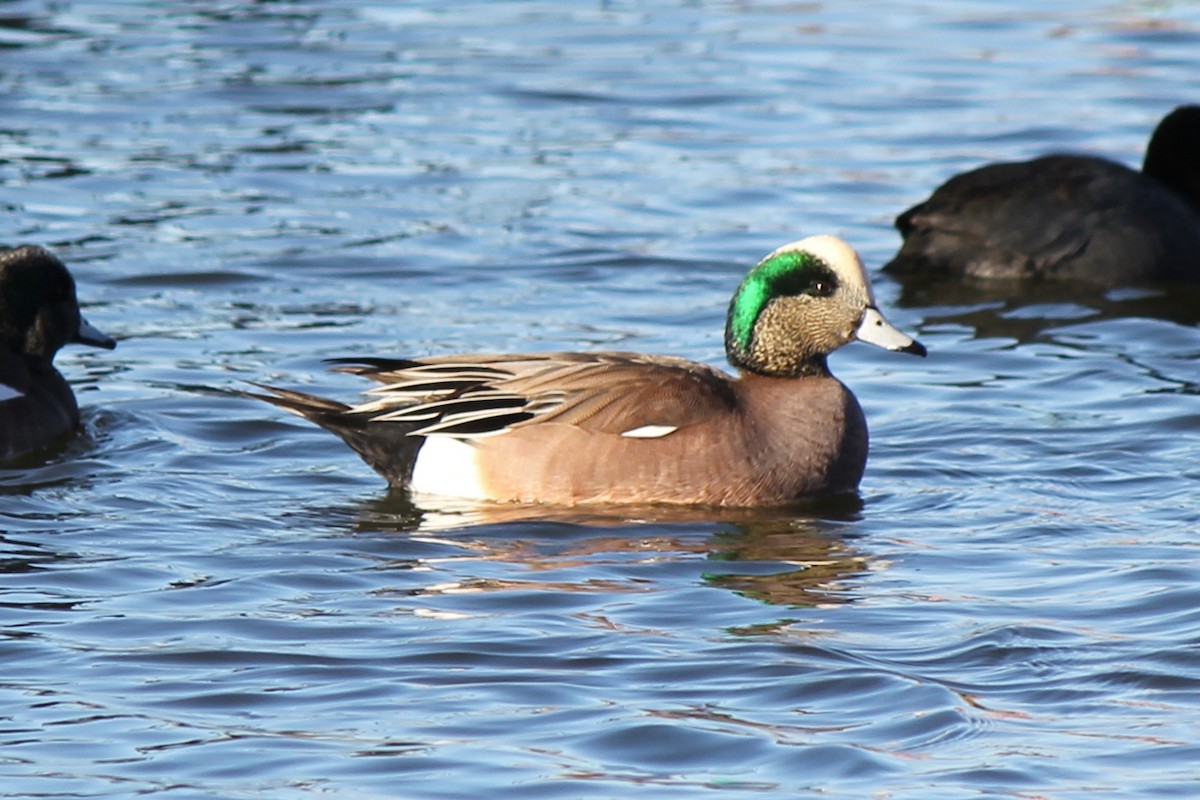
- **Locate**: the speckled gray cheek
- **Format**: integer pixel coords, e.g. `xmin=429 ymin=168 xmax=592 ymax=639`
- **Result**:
xmin=744 ymin=297 xmax=850 ymax=376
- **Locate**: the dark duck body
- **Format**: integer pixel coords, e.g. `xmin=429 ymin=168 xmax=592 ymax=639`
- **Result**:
xmin=0 ymin=245 xmax=116 ymax=460
xmin=884 ymin=105 xmax=1200 ymax=284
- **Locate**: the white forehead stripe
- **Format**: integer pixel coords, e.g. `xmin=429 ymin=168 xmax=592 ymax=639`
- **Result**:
xmin=767 ymin=234 xmax=875 ymax=302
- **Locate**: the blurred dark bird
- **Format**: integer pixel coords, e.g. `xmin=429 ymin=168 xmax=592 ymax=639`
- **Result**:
xmin=884 ymin=105 xmax=1200 ymax=284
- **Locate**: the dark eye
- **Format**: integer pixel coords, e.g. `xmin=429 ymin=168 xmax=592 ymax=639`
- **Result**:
xmin=810 ymin=279 xmax=834 ymax=298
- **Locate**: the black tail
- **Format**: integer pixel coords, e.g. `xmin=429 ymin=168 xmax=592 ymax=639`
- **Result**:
xmin=242 ymin=383 xmax=423 ymax=487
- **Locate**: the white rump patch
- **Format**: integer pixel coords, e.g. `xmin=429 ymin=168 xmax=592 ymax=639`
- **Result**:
xmin=410 ymin=436 xmax=489 ymax=499
xmin=620 ymin=424 xmax=678 ymax=439
xmin=0 ymin=383 xmax=25 ymax=402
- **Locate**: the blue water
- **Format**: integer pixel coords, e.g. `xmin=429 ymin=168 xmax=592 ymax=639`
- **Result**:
xmin=3 ymin=2 xmax=1200 ymax=797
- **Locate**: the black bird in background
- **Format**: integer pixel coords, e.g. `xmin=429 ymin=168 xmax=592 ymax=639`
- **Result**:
xmin=884 ymin=105 xmax=1200 ymax=285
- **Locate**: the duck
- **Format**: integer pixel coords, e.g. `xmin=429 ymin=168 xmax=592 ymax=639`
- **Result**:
xmin=0 ymin=244 xmax=117 ymax=460
xmin=249 ymin=235 xmax=926 ymax=506
xmin=883 ymin=105 xmax=1200 ymax=284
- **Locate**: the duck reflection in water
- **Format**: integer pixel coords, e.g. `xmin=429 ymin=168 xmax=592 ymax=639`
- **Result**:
xmin=888 ymin=276 xmax=1200 ymax=346
xmin=342 ymin=491 xmax=870 ymax=610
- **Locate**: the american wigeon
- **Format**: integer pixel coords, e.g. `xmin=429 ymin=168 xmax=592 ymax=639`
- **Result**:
xmin=250 ymin=235 xmax=925 ymax=505
xmin=884 ymin=105 xmax=1200 ymax=284
xmin=0 ymin=245 xmax=116 ymax=460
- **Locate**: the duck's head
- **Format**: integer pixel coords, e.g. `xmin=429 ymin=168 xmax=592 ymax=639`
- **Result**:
xmin=0 ymin=245 xmax=116 ymax=360
xmin=1142 ymin=104 xmax=1200 ymax=213
xmin=725 ymin=234 xmax=925 ymax=377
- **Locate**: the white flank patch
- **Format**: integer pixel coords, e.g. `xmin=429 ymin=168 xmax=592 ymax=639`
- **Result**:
xmin=620 ymin=424 xmax=678 ymax=439
xmin=0 ymin=383 xmax=25 ymax=402
xmin=409 ymin=436 xmax=489 ymax=499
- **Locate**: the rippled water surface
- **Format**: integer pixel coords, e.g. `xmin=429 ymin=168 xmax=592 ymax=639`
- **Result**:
xmin=3 ymin=2 xmax=1200 ymax=797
